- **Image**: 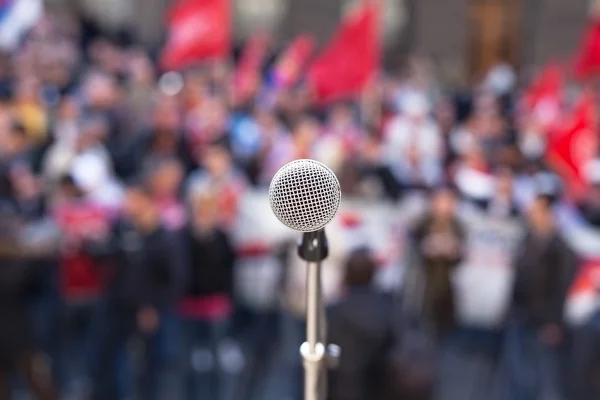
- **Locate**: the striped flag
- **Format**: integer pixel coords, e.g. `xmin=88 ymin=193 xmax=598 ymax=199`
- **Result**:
xmin=0 ymin=0 xmax=42 ymax=50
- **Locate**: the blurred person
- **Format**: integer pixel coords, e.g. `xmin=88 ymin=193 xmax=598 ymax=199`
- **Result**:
xmin=87 ymin=39 xmax=124 ymax=78
xmin=313 ymin=103 xmax=363 ymax=175
xmin=51 ymin=174 xmax=112 ymax=399
xmin=483 ymin=64 xmax=517 ymax=101
xmin=327 ymin=247 xmax=393 ymax=400
xmin=12 ymin=76 xmax=47 ymax=145
xmin=340 ymin=131 xmax=401 ymax=201
xmin=81 ymin=69 xmax=121 ymax=116
xmin=567 ymin=263 xmax=600 ymax=400
xmin=70 ymin=136 xmax=124 ymax=211
xmin=382 ymin=91 xmax=443 ymax=190
xmin=71 ymin=114 xmax=122 ymax=201
xmin=0 ymin=52 xmax=12 ymax=98
xmin=249 ymin=108 xmax=287 ymax=177
xmin=0 ymin=209 xmax=58 ymax=400
xmin=80 ymin=69 xmax=132 ymax=177
xmin=131 ymin=94 xmax=193 ymax=178
xmin=516 ymin=114 xmax=547 ymax=163
xmin=43 ymin=112 xmax=117 ymax=194
xmin=7 ymin=162 xmax=45 ymax=219
xmin=5 ymin=162 xmax=53 ymax=354
xmin=186 ymin=138 xmax=248 ymax=230
xmin=260 ymin=115 xmax=320 ymax=183
xmin=180 ymin=70 xmax=208 ymax=111
xmin=41 ymin=96 xmax=80 ymax=185
xmin=145 ymin=157 xmax=186 ymax=232
xmin=435 ymin=97 xmax=460 ymax=170
xmin=456 ymin=90 xmax=510 ymax=165
xmin=38 ymin=55 xmax=77 ymax=98
xmin=577 ymin=159 xmax=600 ymax=227
xmin=229 ymin=108 xmax=263 ymax=180
xmin=186 ymin=95 xmax=230 ymax=161
xmin=505 ymin=193 xmax=577 ymax=400
xmin=89 ymin=184 xmax=186 ymax=400
xmin=125 ymin=50 xmax=156 ymax=133
xmin=336 ymin=133 xmax=376 ymax=197
xmin=3 ymin=162 xmax=59 ymax=394
xmin=359 ymin=80 xmax=384 ymax=131
xmin=0 ymin=119 xmax=34 ymax=167
xmin=178 ymin=189 xmax=239 ymax=400
xmin=274 ymin=85 xmax=312 ymax=124
xmin=411 ymin=185 xmax=465 ymax=337
xmin=208 ymin=62 xmax=231 ymax=96
xmin=323 ymin=102 xmax=362 ymax=154
xmin=485 ymin=166 xmax=519 ymax=219
xmin=230 ymin=106 xmax=285 ymax=184
xmin=513 ymin=162 xmax=561 ymax=212
xmin=74 ymin=114 xmax=111 ymax=160
xmin=452 ymin=142 xmax=494 ymax=208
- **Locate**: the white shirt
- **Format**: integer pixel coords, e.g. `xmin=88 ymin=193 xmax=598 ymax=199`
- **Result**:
xmin=383 ymin=115 xmax=443 ymax=186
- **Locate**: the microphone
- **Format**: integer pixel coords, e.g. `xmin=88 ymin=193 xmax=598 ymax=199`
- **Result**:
xmin=268 ymin=159 xmax=342 ymax=400
xmin=268 ymin=159 xmax=341 ymax=232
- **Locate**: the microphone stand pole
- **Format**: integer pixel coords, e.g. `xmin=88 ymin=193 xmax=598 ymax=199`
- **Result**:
xmin=297 ymin=229 xmax=339 ymax=400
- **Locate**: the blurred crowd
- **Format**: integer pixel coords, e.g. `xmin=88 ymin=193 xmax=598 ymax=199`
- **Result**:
xmin=2 ymin=7 xmax=600 ymax=400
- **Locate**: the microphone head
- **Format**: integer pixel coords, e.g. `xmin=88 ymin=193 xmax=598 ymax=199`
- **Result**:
xmin=269 ymin=159 xmax=341 ymax=232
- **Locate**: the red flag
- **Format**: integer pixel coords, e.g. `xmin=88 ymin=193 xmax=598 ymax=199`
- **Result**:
xmin=523 ymin=63 xmax=563 ymax=110
xmin=546 ymin=92 xmax=598 ymax=197
xmin=234 ymin=33 xmax=270 ymax=103
xmin=574 ymin=18 xmax=600 ymax=80
xmin=160 ymin=0 xmax=230 ymax=71
xmin=522 ymin=63 xmax=563 ymax=130
xmin=271 ymin=35 xmax=316 ymax=89
xmin=569 ymin=259 xmax=600 ymax=297
xmin=307 ymin=1 xmax=380 ymax=103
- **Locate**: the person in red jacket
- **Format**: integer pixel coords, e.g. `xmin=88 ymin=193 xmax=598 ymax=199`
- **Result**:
xmin=51 ymin=174 xmax=112 ymax=398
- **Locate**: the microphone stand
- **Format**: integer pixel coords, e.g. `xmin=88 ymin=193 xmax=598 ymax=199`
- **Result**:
xmin=297 ymin=229 xmax=340 ymax=400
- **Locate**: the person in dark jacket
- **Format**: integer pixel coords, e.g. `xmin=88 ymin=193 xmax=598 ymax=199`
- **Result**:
xmin=0 ymin=209 xmax=58 ymax=400
xmin=327 ymin=247 xmax=393 ymax=400
xmin=90 ymin=184 xmax=187 ymax=400
xmin=412 ymin=185 xmax=465 ymax=338
xmin=177 ymin=189 xmax=237 ymax=400
xmin=506 ymin=193 xmax=577 ymax=400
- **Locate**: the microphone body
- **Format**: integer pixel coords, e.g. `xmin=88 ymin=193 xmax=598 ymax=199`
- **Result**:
xmin=268 ymin=159 xmax=341 ymax=400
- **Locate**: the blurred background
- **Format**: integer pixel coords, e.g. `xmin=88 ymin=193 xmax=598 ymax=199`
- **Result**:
xmin=2 ymin=0 xmax=600 ymax=399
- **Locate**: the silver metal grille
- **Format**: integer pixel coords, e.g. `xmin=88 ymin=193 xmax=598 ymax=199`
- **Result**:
xmin=268 ymin=159 xmax=341 ymax=232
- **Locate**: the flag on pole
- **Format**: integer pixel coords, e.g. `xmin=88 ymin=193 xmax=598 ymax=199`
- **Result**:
xmin=160 ymin=0 xmax=231 ymax=71
xmin=546 ymin=92 xmax=598 ymax=197
xmin=307 ymin=0 xmax=380 ymax=103
xmin=234 ymin=33 xmax=270 ymax=103
xmin=522 ymin=63 xmax=563 ymax=130
xmin=574 ymin=17 xmax=600 ymax=79
xmin=270 ymin=35 xmax=315 ymax=90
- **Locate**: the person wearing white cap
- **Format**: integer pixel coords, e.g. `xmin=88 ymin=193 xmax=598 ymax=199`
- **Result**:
xmin=70 ymin=151 xmax=124 ymax=210
xmin=382 ymin=91 xmax=443 ymax=191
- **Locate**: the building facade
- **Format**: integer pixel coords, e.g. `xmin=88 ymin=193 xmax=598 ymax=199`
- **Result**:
xmin=46 ymin=0 xmax=593 ymax=84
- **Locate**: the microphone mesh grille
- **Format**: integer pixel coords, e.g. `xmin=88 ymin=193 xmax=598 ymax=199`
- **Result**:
xmin=268 ymin=159 xmax=341 ymax=232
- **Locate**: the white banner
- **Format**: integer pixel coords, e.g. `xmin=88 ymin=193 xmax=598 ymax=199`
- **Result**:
xmin=232 ymin=190 xmax=418 ymax=313
xmin=233 ymin=190 xmax=526 ymax=323
xmin=453 ymin=209 xmax=524 ymax=328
